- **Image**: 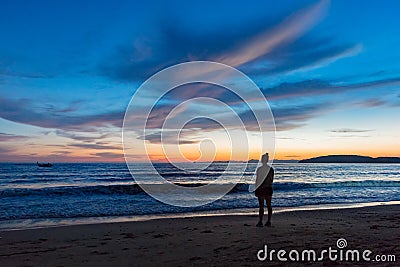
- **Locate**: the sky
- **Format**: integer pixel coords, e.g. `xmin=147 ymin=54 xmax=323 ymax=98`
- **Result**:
xmin=0 ymin=0 xmax=399 ymax=162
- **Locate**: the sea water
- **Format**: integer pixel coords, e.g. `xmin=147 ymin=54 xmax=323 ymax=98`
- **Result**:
xmin=0 ymin=163 xmax=399 ymax=229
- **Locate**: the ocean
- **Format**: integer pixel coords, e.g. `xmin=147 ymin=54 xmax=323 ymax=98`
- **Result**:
xmin=1 ymin=162 xmax=399 ymax=230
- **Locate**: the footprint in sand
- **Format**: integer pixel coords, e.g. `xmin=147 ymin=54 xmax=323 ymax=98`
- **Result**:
xmin=153 ymin=233 xmax=168 ymax=238
xmin=213 ymin=246 xmax=229 ymax=253
xmin=122 ymin=233 xmax=135 ymax=239
xmin=90 ymin=250 xmax=107 ymax=255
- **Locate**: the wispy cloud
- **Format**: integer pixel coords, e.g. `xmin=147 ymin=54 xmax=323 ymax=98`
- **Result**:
xmin=49 ymin=150 xmax=71 ymax=155
xmin=99 ymin=1 xmax=333 ymax=81
xmin=2 ymin=72 xmax=396 ymax=137
xmin=0 ymin=132 xmax=28 ymax=141
xmin=329 ymin=134 xmax=371 ymax=138
xmin=272 ymin=102 xmax=332 ymax=131
xmin=245 ymin=42 xmax=362 ymax=76
xmin=140 ymin=102 xmax=331 ymax=134
xmin=91 ymin=152 xmax=123 ymax=159
xmin=217 ymin=0 xmax=330 ymax=66
xmin=69 ymin=143 xmax=121 ymax=150
xmin=262 ymin=77 xmax=400 ymax=100
xmin=55 ymin=130 xmax=112 ymax=142
xmin=0 ymin=97 xmax=124 ymax=130
xmin=356 ymin=98 xmax=387 ymax=108
xmin=137 ymin=131 xmax=200 ymax=145
xmin=0 ymin=68 xmax=56 ymax=79
xmin=0 ymin=146 xmax=13 ymax=154
xmin=330 ymin=128 xmax=373 ymax=133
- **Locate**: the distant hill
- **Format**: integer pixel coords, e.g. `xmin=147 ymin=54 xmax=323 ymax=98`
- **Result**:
xmin=299 ymin=155 xmax=400 ymax=163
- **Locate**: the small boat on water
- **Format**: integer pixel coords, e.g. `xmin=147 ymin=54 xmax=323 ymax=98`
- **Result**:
xmin=37 ymin=161 xmax=53 ymax=167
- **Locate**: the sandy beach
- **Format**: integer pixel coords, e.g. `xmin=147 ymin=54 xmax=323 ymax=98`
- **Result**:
xmin=0 ymin=204 xmax=399 ymax=266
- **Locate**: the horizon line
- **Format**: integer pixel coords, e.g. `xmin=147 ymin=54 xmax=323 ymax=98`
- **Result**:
xmin=2 ymin=154 xmax=400 ymax=164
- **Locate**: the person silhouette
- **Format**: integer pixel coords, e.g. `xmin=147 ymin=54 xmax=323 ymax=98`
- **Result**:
xmin=255 ymin=153 xmax=274 ymax=227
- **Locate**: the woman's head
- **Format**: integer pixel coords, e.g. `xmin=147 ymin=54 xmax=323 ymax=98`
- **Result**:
xmin=261 ymin=153 xmax=269 ymax=164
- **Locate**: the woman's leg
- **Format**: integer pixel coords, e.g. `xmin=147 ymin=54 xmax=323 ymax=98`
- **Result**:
xmin=266 ymin=196 xmax=272 ymax=223
xmin=258 ymin=196 xmax=265 ymax=224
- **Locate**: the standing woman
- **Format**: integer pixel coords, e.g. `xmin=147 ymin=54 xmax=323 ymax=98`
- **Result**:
xmin=255 ymin=153 xmax=274 ymax=227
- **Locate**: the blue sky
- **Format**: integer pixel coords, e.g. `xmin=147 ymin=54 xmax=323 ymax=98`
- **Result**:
xmin=0 ymin=0 xmax=399 ymax=162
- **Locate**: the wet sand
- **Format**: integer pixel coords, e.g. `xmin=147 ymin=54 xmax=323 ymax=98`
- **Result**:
xmin=1 ymin=204 xmax=399 ymax=266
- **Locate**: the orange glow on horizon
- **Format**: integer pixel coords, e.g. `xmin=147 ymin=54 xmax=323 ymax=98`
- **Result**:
xmin=3 ymin=142 xmax=399 ymax=163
